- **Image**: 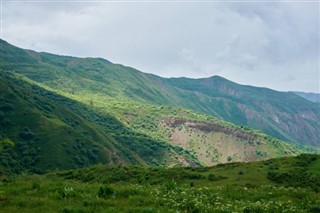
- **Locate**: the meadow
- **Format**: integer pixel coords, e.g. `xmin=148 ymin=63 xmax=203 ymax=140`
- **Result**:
xmin=1 ymin=154 xmax=319 ymax=213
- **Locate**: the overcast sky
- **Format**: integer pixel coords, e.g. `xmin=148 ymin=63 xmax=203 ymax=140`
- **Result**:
xmin=1 ymin=1 xmax=319 ymax=93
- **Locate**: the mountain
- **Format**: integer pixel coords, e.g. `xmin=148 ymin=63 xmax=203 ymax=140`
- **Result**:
xmin=161 ymin=77 xmax=320 ymax=146
xmin=294 ymin=91 xmax=320 ymax=103
xmin=0 ymin=39 xmax=317 ymax=173
xmin=0 ymin=71 xmax=300 ymax=174
xmin=1 ymin=40 xmax=319 ymax=147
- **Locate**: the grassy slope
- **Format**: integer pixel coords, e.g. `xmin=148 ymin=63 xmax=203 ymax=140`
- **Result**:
xmin=0 ymin=73 xmax=203 ymax=174
xmin=91 ymin=99 xmax=301 ymax=165
xmin=0 ymin=154 xmax=319 ymax=212
xmin=1 ymin=39 xmax=319 ymax=147
xmin=18 ymin=71 xmax=305 ymax=165
xmin=0 ymin=72 xmax=124 ymax=173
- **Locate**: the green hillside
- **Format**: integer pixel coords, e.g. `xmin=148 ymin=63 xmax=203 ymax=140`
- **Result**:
xmin=0 ymin=154 xmax=319 ymax=212
xmin=0 ymin=72 xmax=203 ymax=174
xmin=0 ymin=71 xmax=302 ymax=174
xmin=1 ymin=39 xmax=319 ymax=147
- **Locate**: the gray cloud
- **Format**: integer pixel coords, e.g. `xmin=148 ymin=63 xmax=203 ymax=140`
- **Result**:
xmin=2 ymin=1 xmax=319 ymax=92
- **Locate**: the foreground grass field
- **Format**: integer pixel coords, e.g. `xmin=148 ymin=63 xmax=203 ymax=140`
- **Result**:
xmin=1 ymin=154 xmax=319 ymax=212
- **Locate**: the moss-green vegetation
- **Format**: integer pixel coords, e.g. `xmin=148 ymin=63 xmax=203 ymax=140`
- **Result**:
xmin=0 ymin=154 xmax=319 ymax=212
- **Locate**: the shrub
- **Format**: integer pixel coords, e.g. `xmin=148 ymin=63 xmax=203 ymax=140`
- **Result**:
xmin=309 ymin=205 xmax=320 ymax=213
xmin=32 ymin=182 xmax=40 ymax=190
xmin=58 ymin=186 xmax=76 ymax=199
xmin=208 ymin=174 xmax=227 ymax=181
xmin=97 ymin=185 xmax=114 ymax=199
xmin=243 ymin=206 xmax=264 ymax=213
xmin=164 ymin=179 xmax=177 ymax=192
xmin=0 ymin=103 xmax=14 ymax=111
xmin=19 ymin=128 xmax=35 ymax=140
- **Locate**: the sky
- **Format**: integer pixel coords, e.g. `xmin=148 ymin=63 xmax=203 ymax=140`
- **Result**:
xmin=1 ymin=1 xmax=319 ymax=93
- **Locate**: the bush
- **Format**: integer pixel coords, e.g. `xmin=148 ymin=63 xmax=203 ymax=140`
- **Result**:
xmin=32 ymin=182 xmax=40 ymax=190
xmin=0 ymin=103 xmax=14 ymax=111
xmin=309 ymin=205 xmax=320 ymax=213
xmin=243 ymin=206 xmax=264 ymax=213
xmin=97 ymin=185 xmax=114 ymax=199
xmin=58 ymin=186 xmax=77 ymax=199
xmin=19 ymin=128 xmax=35 ymax=140
xmin=164 ymin=179 xmax=177 ymax=192
xmin=208 ymin=174 xmax=227 ymax=181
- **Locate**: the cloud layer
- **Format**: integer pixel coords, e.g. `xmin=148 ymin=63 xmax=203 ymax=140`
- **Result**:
xmin=2 ymin=1 xmax=319 ymax=92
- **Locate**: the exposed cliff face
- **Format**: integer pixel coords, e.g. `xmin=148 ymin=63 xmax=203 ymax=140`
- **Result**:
xmin=164 ymin=118 xmax=257 ymax=141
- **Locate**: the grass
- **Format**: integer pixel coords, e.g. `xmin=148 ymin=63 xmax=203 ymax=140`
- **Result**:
xmin=2 ymin=178 xmax=319 ymax=213
xmin=0 ymin=154 xmax=319 ymax=212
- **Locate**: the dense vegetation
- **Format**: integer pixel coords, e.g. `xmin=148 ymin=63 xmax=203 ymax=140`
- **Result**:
xmin=0 ymin=154 xmax=319 ymax=212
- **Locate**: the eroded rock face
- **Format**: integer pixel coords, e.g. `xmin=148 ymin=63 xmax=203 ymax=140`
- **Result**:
xmin=162 ymin=117 xmax=298 ymax=166
xmin=164 ymin=118 xmax=257 ymax=141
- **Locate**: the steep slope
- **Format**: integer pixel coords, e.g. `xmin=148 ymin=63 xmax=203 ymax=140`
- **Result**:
xmin=1 ymin=39 xmax=318 ymax=147
xmin=0 ymin=72 xmax=202 ymax=174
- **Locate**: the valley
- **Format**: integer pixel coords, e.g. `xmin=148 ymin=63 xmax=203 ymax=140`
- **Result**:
xmin=0 ymin=39 xmax=319 ymax=212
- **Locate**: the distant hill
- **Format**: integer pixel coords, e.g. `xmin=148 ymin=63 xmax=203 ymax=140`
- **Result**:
xmin=294 ymin=91 xmax=320 ymax=103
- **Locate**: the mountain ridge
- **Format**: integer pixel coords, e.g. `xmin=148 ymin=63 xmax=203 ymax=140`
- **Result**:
xmin=1 ymin=39 xmax=319 ymax=146
xmin=294 ymin=91 xmax=320 ymax=103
